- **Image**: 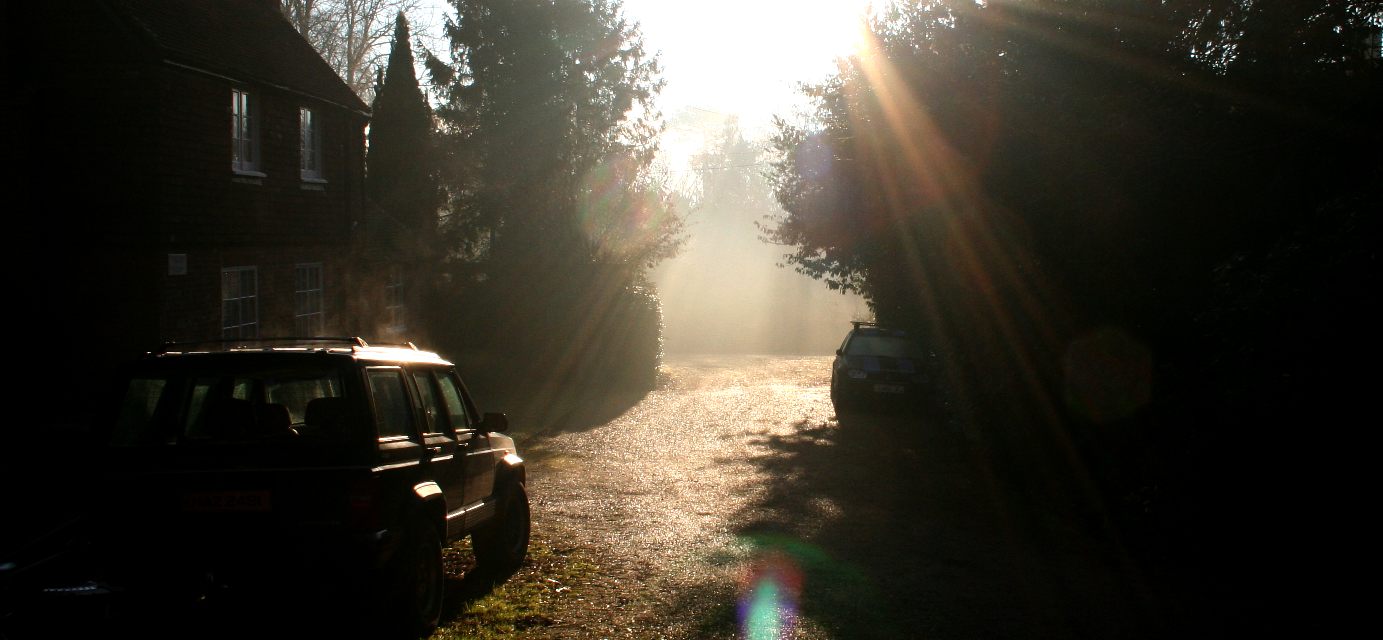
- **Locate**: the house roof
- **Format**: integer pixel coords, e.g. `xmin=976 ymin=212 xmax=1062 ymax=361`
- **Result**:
xmin=105 ymin=0 xmax=369 ymax=115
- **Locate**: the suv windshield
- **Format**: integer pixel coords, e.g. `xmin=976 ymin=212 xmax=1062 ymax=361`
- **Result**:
xmin=846 ymin=334 xmax=925 ymax=359
xmin=112 ymin=367 xmax=345 ymax=446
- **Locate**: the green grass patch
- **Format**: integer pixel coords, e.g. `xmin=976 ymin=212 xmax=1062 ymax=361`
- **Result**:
xmin=432 ymin=535 xmax=599 ymax=639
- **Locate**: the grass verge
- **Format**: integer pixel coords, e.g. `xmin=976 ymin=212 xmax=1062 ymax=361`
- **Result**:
xmin=432 ymin=530 xmax=600 ymax=639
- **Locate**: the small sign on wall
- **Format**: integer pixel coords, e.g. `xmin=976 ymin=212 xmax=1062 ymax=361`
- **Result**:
xmin=168 ymin=253 xmax=188 ymax=276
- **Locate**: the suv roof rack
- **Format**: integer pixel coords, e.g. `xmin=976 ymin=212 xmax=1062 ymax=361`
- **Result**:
xmin=365 ymin=341 xmax=421 ymax=351
xmin=156 ymin=337 xmax=370 ymax=353
xmin=851 ymin=320 xmax=878 ymax=329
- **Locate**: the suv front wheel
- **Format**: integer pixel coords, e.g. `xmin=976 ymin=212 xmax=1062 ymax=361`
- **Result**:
xmin=473 ymin=482 xmax=530 ymax=575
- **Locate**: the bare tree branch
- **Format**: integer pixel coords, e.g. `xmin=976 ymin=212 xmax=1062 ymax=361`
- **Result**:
xmin=281 ymin=0 xmax=422 ymax=102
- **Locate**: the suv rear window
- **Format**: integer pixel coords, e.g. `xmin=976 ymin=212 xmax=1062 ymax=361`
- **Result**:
xmin=112 ymin=368 xmax=345 ymax=445
xmin=846 ymin=334 xmax=925 ymax=359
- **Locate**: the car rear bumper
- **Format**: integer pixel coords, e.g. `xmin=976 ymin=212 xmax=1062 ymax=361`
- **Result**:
xmin=834 ymin=380 xmax=931 ymax=411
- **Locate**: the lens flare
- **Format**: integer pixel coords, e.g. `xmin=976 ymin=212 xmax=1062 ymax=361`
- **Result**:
xmin=738 ymin=551 xmax=802 ymax=640
xmin=577 ymin=154 xmax=673 ymax=261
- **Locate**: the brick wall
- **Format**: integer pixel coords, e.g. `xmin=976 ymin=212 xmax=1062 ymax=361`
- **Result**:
xmin=148 ymin=64 xmax=374 ymax=343
xmin=159 ymin=247 xmax=364 ymax=341
xmin=152 ymin=66 xmax=362 ymax=251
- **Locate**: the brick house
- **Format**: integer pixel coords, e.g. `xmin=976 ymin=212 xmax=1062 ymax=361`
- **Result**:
xmin=10 ymin=0 xmax=409 ymax=388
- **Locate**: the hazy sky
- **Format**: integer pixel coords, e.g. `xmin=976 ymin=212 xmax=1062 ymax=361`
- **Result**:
xmin=620 ymin=0 xmax=874 ymax=136
xmin=616 ymin=1 xmax=875 ymax=352
xmin=419 ymin=0 xmax=876 ymax=139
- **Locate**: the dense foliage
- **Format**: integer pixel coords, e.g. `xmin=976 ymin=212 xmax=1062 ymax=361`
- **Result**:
xmin=425 ymin=0 xmax=681 ymax=391
xmin=766 ymin=0 xmax=1380 ymax=632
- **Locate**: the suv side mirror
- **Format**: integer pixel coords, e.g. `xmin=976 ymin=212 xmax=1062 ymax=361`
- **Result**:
xmin=835 ymin=348 xmax=843 ymax=356
xmin=481 ymin=412 xmax=509 ymax=433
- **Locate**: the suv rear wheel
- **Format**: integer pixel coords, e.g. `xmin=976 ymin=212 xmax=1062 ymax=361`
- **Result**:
xmin=377 ymin=520 xmax=444 ymax=638
xmin=473 ymin=482 xmax=530 ymax=575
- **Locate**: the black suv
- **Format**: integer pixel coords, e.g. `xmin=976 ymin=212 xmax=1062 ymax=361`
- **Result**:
xmin=5 ymin=338 xmax=528 ymax=637
xmin=830 ymin=322 xmax=934 ymax=413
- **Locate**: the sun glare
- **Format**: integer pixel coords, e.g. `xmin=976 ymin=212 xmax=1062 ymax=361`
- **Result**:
xmin=732 ymin=0 xmax=872 ymax=62
xmin=622 ymin=0 xmax=876 ymax=136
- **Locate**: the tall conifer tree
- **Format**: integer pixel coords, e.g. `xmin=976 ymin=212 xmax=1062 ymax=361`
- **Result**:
xmin=426 ymin=0 xmax=675 ymax=270
xmin=367 ymin=13 xmax=439 ymax=251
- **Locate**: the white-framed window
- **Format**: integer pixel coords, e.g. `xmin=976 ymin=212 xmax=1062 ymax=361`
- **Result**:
xmin=299 ymin=107 xmax=323 ymax=180
xmin=294 ymin=263 xmax=325 ymax=336
xmin=221 ymin=266 xmax=258 ymax=338
xmin=231 ymin=88 xmax=260 ymax=173
xmin=385 ymin=265 xmax=405 ymax=330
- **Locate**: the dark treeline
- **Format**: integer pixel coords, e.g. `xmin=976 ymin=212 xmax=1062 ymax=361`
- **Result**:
xmin=766 ymin=0 xmax=1380 ymax=632
xmin=370 ymin=1 xmax=680 ymax=399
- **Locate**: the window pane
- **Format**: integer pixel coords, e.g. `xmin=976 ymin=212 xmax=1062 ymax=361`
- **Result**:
xmin=845 ymin=335 xmax=924 ymax=358
xmin=300 ymin=108 xmax=310 ymax=171
xmin=294 ymin=264 xmax=324 ymax=335
xmin=222 ymin=270 xmax=237 ymax=297
xmin=265 ymin=371 xmax=342 ymax=426
xmin=184 ymin=382 xmax=211 ymax=438
xmin=295 ymin=314 xmax=321 ymax=337
xmin=181 ymin=371 xmax=345 ymax=443
xmin=412 ymin=372 xmax=448 ymax=435
xmin=368 ymin=370 xmax=413 ymax=439
xmin=436 ymin=374 xmax=470 ymax=430
xmin=222 ymin=264 xmax=259 ymax=339
xmin=232 ymin=89 xmax=258 ymax=171
xmin=112 ymin=378 xmax=169 ymax=445
xmin=300 ymin=107 xmax=321 ymax=177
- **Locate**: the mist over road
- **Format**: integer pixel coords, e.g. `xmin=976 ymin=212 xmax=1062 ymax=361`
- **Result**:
xmin=508 ymin=354 xmax=1168 ymax=639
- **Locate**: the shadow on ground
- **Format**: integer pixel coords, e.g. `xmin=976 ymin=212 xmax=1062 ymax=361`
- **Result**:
xmin=667 ymin=407 xmax=1174 ymax=639
xmin=483 ymin=374 xmax=660 ymax=465
xmin=455 ymin=350 xmax=662 ymax=444
xmin=439 ymin=566 xmax=512 ymax=628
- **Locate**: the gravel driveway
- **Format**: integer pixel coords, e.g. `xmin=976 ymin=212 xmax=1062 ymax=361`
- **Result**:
xmin=496 ymin=354 xmax=1173 ymax=639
